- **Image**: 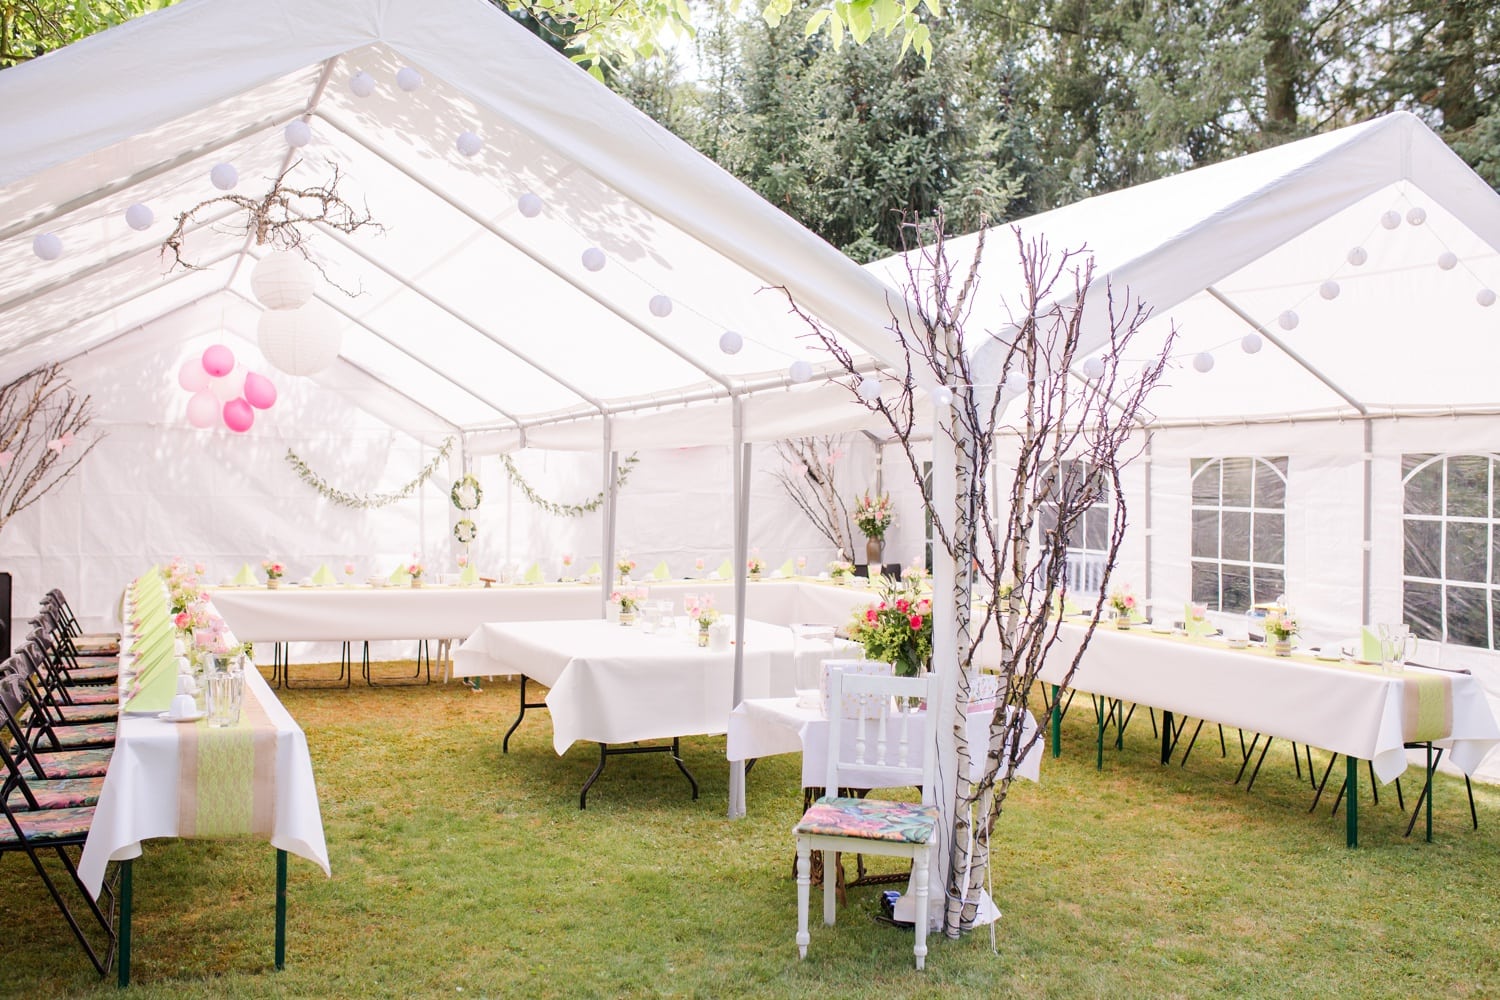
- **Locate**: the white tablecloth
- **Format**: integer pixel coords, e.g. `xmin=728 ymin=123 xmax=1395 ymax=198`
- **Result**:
xmin=208 ymin=579 xmax=877 ymax=643
xmin=727 ymin=697 xmax=1044 ymax=789
xmin=1039 ymin=621 xmax=1500 ymax=783
xmin=78 ymin=666 xmax=330 ymax=896
xmin=452 ymin=618 xmax=858 ymax=754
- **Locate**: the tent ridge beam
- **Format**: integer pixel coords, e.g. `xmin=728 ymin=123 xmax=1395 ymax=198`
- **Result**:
xmin=328 ymin=354 xmax=464 ymax=432
xmin=312 ymin=107 xmax=736 ymax=393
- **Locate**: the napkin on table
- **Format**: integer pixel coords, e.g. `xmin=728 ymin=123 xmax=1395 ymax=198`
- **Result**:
xmin=651 ymin=561 xmax=670 ymax=581
xmin=231 ymin=563 xmax=258 ymax=586
xmin=389 ymin=564 xmax=411 ymax=584
xmin=1184 ymin=602 xmax=1214 ymax=638
xmin=460 ymin=562 xmax=478 ymax=585
xmin=524 ymin=562 xmax=544 ymax=584
xmin=716 ymin=559 xmax=733 ymax=579
xmin=776 ymin=559 xmax=795 ymax=577
xmin=311 ymin=564 xmax=338 ymax=586
xmin=584 ymin=561 xmax=601 ymax=578
xmin=1360 ymin=627 xmax=1382 ymax=662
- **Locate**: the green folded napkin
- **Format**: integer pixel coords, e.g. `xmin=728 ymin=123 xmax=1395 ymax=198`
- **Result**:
xmin=124 ymin=650 xmax=179 ymax=714
xmin=776 ymin=559 xmax=795 ymax=577
xmin=311 ymin=564 xmax=338 ymax=586
xmin=389 ymin=564 xmax=411 ymax=584
xmin=460 ymin=562 xmax=478 ymax=585
xmin=1185 ymin=602 xmax=1214 ymax=638
xmin=231 ymin=563 xmax=258 ymax=586
xmin=716 ymin=560 xmax=732 ymax=579
xmin=524 ymin=562 xmax=544 ymax=584
xmin=585 ymin=561 xmax=601 ymax=577
xmin=1360 ymin=627 xmax=1382 ymax=662
xmin=651 ymin=561 xmax=670 ymax=580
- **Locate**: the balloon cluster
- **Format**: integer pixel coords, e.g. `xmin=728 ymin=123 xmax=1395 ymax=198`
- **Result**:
xmin=178 ymin=345 xmax=277 ymax=433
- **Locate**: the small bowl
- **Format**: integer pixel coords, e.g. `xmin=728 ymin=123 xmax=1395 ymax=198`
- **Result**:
xmin=1224 ymin=637 xmax=1248 ymax=649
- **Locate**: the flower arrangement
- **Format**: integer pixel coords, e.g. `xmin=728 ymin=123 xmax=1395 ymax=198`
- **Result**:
xmin=261 ymin=559 xmax=285 ymax=581
xmin=1108 ymin=585 xmax=1138 ymax=619
xmin=343 ymin=561 xmax=356 ymax=579
xmin=747 ymin=550 xmax=766 ymax=576
xmin=1265 ymin=614 xmax=1299 ymax=640
xmin=687 ymin=596 xmax=719 ymax=630
xmin=902 ymin=563 xmax=929 ymax=585
xmin=562 ymin=553 xmax=574 ymax=569
xmin=796 ymin=555 xmax=807 ymax=574
xmin=829 ymin=558 xmax=855 ymax=581
xmin=853 ymin=492 xmax=894 ymax=541
xmin=407 ymin=561 xmax=425 ymax=580
xmin=450 ymin=473 xmax=483 ymax=511
xmin=694 ymin=557 xmax=706 ymax=573
xmin=457 ymin=554 xmax=469 ymax=568
xmin=611 ymin=589 xmax=644 ymax=613
xmin=617 ymin=556 xmax=637 ymax=577
xmin=846 ymin=580 xmax=933 ymax=677
xmin=453 ymin=518 xmax=478 ymax=543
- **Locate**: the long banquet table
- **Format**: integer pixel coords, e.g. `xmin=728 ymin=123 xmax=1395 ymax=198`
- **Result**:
xmin=1039 ymin=619 xmax=1500 ymax=845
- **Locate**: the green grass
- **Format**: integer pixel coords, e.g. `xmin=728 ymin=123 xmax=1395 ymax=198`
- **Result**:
xmin=5 ymin=661 xmax=1500 ymax=998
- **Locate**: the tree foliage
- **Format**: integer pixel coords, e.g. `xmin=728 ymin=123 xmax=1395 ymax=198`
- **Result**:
xmin=0 ymin=0 xmax=171 ymax=65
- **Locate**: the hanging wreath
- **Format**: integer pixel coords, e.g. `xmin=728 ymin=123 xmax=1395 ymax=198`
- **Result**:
xmin=451 ymin=474 xmax=482 ymax=511
xmin=453 ymin=518 xmax=478 ymax=543
xmin=500 ymin=453 xmax=639 ymax=518
xmin=285 ymin=437 xmax=454 ymax=509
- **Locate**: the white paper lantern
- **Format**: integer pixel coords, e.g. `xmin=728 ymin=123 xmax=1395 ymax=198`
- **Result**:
xmin=517 ymin=193 xmax=543 ymax=218
xmin=718 ymin=330 xmax=743 ymax=355
xmin=581 ymin=247 xmax=606 ymax=272
xmin=32 ymin=233 xmax=63 ymax=260
xmin=856 ymin=376 xmax=882 ymax=402
xmin=1241 ymin=333 xmax=1263 ymax=354
xmin=1437 ymin=251 xmax=1458 ymax=271
xmin=1380 ymin=210 xmax=1402 ymax=230
xmin=1478 ymin=288 xmax=1497 ymax=308
xmin=1081 ymin=357 xmax=1105 ymax=380
xmin=1277 ymin=309 xmax=1299 ymax=330
xmin=1347 ymin=246 xmax=1368 ymax=266
xmin=349 ymin=71 xmax=376 ymax=98
xmin=1319 ymin=280 xmax=1340 ymax=300
xmin=648 ymin=294 xmax=673 ymax=318
xmin=456 ymin=130 xmax=483 ymax=157
xmin=284 ymin=120 xmax=312 ymax=148
xmin=1193 ymin=351 xmax=1215 ymax=373
xmin=1406 ymin=206 xmax=1427 ymax=226
xmin=929 ymin=385 xmax=954 ymax=407
xmin=1004 ymin=370 xmax=1028 ymax=393
xmin=396 ymin=66 xmax=423 ymax=92
xmin=788 ymin=360 xmax=813 ymax=383
xmin=210 ymin=163 xmax=238 ymax=190
xmin=258 ymin=306 xmax=342 ymax=376
xmin=125 ymin=203 xmax=154 ymax=231
xmin=251 ymin=252 xmax=317 ymax=310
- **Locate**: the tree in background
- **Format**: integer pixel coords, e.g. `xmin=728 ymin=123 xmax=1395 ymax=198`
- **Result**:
xmin=0 ymin=0 xmax=170 ymax=65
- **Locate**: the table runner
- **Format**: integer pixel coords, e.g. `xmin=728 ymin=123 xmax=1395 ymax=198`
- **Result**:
xmin=177 ymin=681 xmax=277 ymax=838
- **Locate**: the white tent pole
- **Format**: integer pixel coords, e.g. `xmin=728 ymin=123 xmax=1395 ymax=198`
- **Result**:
xmin=728 ymin=394 xmax=749 ymax=818
xmin=601 ymin=417 xmax=618 ymax=615
xmin=1361 ymin=420 xmax=1373 ymax=624
xmin=1143 ymin=432 xmax=1154 ymax=605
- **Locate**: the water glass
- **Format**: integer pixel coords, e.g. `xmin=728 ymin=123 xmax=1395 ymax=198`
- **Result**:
xmin=1378 ymin=623 xmax=1415 ymax=675
xmin=205 ymin=654 xmax=245 ymax=728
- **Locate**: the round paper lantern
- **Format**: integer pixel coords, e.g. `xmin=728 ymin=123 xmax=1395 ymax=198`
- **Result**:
xmin=517 ymin=193 xmax=543 ymax=218
xmin=208 ymin=368 xmax=247 ymax=403
xmin=929 ymin=385 xmax=953 ymax=406
xmin=32 ymin=233 xmax=63 ymax=260
xmin=1406 ymin=207 xmax=1427 ymax=226
xmin=178 ymin=358 xmax=210 ymax=392
xmin=210 ymin=163 xmax=239 ymax=191
xmin=258 ymin=306 xmax=342 ymax=376
xmin=856 ymin=376 xmax=882 ymax=402
xmin=284 ymin=120 xmax=312 ymax=148
xmin=788 ymin=360 xmax=813 ymax=383
xmin=1347 ymin=246 xmax=1368 ymax=266
xmin=396 ymin=67 xmax=424 ymax=92
xmin=581 ymin=247 xmax=606 ymax=272
xmin=1004 ymin=370 xmax=1028 ymax=393
xmin=201 ymin=344 xmax=235 ymax=377
xmin=251 ymin=251 xmax=316 ymax=310
xmin=1241 ymin=333 xmax=1263 ymax=354
xmin=186 ymin=390 xmax=219 ymax=429
xmin=718 ymin=330 xmax=743 ymax=355
xmin=125 ymin=203 xmax=154 ymax=231
xmin=1081 ymin=357 xmax=1105 ymax=380
xmin=648 ymin=294 xmax=673 ymax=318
xmin=1380 ymin=210 xmax=1402 ymax=230
xmin=455 ymin=130 xmax=483 ymax=157
xmin=1319 ymin=280 xmax=1340 ymax=300
xmin=1438 ymin=251 xmax=1458 ymax=271
xmin=1277 ymin=309 xmax=1299 ymax=330
xmin=243 ymin=371 xmax=278 ymax=409
xmin=349 ymin=71 xmax=376 ymax=98
xmin=1478 ymin=288 xmax=1497 ymax=308
xmin=1193 ymin=351 xmax=1215 ymax=373
xmin=222 ymin=398 xmax=255 ymax=433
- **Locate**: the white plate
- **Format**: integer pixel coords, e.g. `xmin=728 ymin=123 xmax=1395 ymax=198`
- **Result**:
xmin=1149 ymin=623 xmax=1174 ymax=634
xmin=1314 ymin=649 xmax=1342 ymax=661
xmin=157 ymin=711 xmax=205 ymax=723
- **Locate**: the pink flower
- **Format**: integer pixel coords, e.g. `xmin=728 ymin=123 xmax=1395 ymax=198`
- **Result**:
xmin=193 ymin=562 xmax=206 ymax=575
xmin=563 ymin=553 xmax=574 ymax=566
xmin=865 ymin=609 xmax=878 ymax=623
xmin=344 ymin=562 xmax=355 ymax=574
xmin=896 ymin=598 xmax=910 ymax=613
xmin=1123 ymin=595 xmax=1136 ymax=609
xmin=457 ymin=554 xmax=468 ymax=567
xmin=173 ymin=612 xmax=190 ymax=629
xmin=909 ymin=615 xmax=923 ymax=629
xmin=694 ymin=557 xmax=705 ymax=570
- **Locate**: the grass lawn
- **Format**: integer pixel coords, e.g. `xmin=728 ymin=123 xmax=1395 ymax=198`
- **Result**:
xmin=4 ymin=659 xmax=1499 ymax=998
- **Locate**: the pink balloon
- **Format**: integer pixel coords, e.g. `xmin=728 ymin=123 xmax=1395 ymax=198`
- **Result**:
xmin=207 ymin=368 xmax=246 ymax=403
xmin=178 ymin=359 xmax=210 ymax=392
xmin=201 ymin=344 xmax=235 ymax=377
xmin=186 ymin=390 xmax=219 ymax=428
xmin=243 ymin=371 xmax=278 ymax=409
xmin=222 ymin=397 xmax=255 ymax=433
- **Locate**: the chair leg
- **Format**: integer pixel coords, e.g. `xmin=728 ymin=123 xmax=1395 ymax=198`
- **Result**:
xmin=913 ymin=848 xmax=929 ymax=971
xmin=795 ymin=838 xmax=811 ymax=959
xmin=821 ymin=849 xmax=836 ymax=926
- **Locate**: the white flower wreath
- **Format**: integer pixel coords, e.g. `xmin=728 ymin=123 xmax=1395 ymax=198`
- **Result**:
xmin=451 ymin=474 xmax=482 ymax=511
xmin=453 ymin=518 xmax=478 ymax=543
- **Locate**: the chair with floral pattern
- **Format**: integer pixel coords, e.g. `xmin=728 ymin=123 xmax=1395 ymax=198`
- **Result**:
xmin=794 ymin=667 xmax=940 ymax=970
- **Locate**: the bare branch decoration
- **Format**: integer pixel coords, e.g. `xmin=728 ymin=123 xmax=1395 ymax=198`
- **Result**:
xmin=769 ymin=436 xmax=857 ymax=556
xmin=0 ymin=365 xmax=101 ymax=537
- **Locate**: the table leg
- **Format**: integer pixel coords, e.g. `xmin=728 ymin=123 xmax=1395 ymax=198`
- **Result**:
xmin=1345 ymin=756 xmax=1358 ymax=848
xmin=1160 ymin=710 xmax=1173 ymax=765
xmin=1049 ymin=684 xmax=1061 ymax=759
xmin=275 ymin=849 xmax=287 ymax=970
xmin=579 ymin=740 xmax=700 ymax=809
xmin=116 ymin=859 xmax=132 ymax=989
xmin=1426 ymin=744 xmax=1434 ymax=843
xmin=503 ymin=675 xmax=547 ymax=752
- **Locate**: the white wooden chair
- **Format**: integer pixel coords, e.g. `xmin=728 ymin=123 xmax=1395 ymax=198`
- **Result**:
xmin=794 ymin=667 xmax=941 ymax=970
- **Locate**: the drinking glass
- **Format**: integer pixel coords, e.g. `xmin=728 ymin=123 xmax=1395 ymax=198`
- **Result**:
xmin=791 ymin=625 xmax=835 ymax=704
xmin=205 ymin=653 xmax=245 ymax=727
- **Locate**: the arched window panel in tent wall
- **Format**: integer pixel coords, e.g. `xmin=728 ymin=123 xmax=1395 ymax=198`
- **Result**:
xmin=1402 ymin=453 xmax=1500 ymax=651
xmin=1190 ymin=456 xmax=1288 ymax=613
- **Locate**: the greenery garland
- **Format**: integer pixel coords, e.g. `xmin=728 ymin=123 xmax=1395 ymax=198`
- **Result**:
xmin=285 ymin=437 xmax=455 ymax=509
xmin=501 ymin=453 xmax=639 ymax=518
xmin=451 ymin=474 xmax=482 ymax=510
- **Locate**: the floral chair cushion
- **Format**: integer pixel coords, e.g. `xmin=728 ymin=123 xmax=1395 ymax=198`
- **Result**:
xmin=36 ymin=722 xmax=116 ymax=748
xmin=52 ymin=704 xmax=117 ymax=723
xmin=6 ymin=778 xmax=103 ymax=810
xmin=62 ymin=665 xmax=118 ymax=682
xmin=58 ymin=687 xmax=118 ymax=706
xmin=794 ymin=796 xmax=939 ymax=844
xmin=35 ymin=747 xmax=113 ymax=778
xmin=1 ymin=805 xmax=95 ymax=844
